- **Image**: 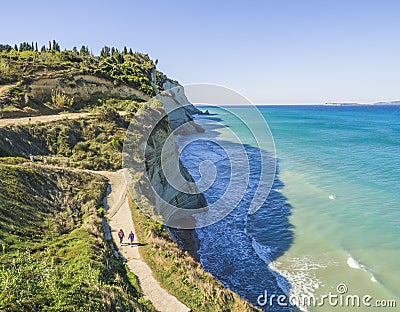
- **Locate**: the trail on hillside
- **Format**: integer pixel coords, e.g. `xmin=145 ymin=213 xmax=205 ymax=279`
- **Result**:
xmin=98 ymin=170 xmax=190 ymax=312
xmin=0 ymin=113 xmax=191 ymax=311
xmin=0 ymin=112 xmax=91 ymax=127
xmin=0 ymin=111 xmax=129 ymax=127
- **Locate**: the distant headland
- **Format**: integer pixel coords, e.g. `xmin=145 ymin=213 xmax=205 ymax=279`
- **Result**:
xmin=325 ymin=101 xmax=400 ymax=106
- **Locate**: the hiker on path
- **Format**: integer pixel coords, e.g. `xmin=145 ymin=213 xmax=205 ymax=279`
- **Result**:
xmin=118 ymin=229 xmax=125 ymax=245
xmin=128 ymin=231 xmax=134 ymax=245
xmin=29 ymin=154 xmax=34 ymax=162
xmin=43 ymin=156 xmax=47 ymax=165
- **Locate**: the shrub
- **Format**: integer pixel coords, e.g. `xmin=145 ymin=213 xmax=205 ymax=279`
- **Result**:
xmin=51 ymin=89 xmax=74 ymax=109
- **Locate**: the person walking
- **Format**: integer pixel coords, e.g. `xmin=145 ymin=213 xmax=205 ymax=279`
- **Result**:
xmin=118 ymin=229 xmax=125 ymax=245
xmin=29 ymin=154 xmax=34 ymax=162
xmin=128 ymin=231 xmax=134 ymax=245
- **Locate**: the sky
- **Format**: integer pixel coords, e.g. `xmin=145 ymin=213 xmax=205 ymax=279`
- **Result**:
xmin=1 ymin=0 xmax=399 ymax=104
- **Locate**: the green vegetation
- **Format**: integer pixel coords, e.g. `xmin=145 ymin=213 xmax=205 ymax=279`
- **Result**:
xmin=129 ymin=200 xmax=259 ymax=312
xmin=0 ymin=40 xmax=177 ymax=116
xmin=0 ymin=40 xmax=256 ymax=311
xmin=0 ymin=41 xmax=155 ymax=93
xmin=0 ymin=163 xmax=154 ymax=311
xmin=0 ymin=108 xmax=128 ymax=170
xmin=51 ymin=89 xmax=74 ymax=109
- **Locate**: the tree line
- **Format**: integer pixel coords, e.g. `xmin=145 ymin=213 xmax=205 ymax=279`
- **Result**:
xmin=0 ymin=40 xmax=61 ymax=53
xmin=0 ymin=41 xmax=142 ymax=60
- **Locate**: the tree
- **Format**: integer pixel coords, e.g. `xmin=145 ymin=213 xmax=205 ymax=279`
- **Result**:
xmin=115 ymin=53 xmax=124 ymax=64
xmin=100 ymin=46 xmax=111 ymax=58
xmin=80 ymin=45 xmax=89 ymax=55
xmin=0 ymin=44 xmax=12 ymax=52
xmin=35 ymin=42 xmax=38 ymax=52
xmin=41 ymin=45 xmax=46 ymax=52
xmin=14 ymin=44 xmax=18 ymax=51
xmin=123 ymin=46 xmax=128 ymax=54
xmin=129 ymin=48 xmax=133 ymax=55
xmin=52 ymin=40 xmax=60 ymax=52
xmin=19 ymin=42 xmax=33 ymax=51
xmin=112 ymin=48 xmax=120 ymax=58
xmin=49 ymin=41 xmax=52 ymax=50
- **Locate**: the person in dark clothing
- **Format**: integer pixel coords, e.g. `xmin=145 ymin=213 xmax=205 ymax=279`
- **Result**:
xmin=128 ymin=231 xmax=134 ymax=245
xmin=118 ymin=229 xmax=125 ymax=245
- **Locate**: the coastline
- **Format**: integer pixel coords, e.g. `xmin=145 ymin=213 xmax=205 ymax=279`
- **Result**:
xmin=125 ymin=85 xmax=208 ymax=264
xmin=167 ymin=226 xmax=201 ymax=262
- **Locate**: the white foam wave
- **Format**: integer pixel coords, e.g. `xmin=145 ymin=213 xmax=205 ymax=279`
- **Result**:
xmin=251 ymin=239 xmax=292 ymax=296
xmin=268 ymin=256 xmax=335 ymax=312
xmin=347 ymin=255 xmax=378 ymax=283
xmin=251 ymin=238 xmax=273 ymax=264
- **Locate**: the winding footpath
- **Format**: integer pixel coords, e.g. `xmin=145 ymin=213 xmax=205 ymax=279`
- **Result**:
xmin=0 ymin=114 xmax=190 ymax=312
xmin=0 ymin=112 xmax=92 ymax=127
xmin=98 ymin=170 xmax=190 ymax=312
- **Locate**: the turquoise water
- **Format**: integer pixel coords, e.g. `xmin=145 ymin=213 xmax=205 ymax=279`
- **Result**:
xmin=180 ymin=105 xmax=400 ymax=311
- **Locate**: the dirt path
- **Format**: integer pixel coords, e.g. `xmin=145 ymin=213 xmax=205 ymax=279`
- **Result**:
xmin=0 ymin=111 xmax=129 ymax=127
xmin=0 ymin=112 xmax=92 ymax=127
xmin=1 ymin=113 xmax=190 ymax=311
xmin=98 ymin=169 xmax=190 ymax=312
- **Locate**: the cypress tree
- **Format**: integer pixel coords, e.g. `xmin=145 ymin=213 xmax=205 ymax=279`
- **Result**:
xmin=100 ymin=46 xmax=110 ymax=58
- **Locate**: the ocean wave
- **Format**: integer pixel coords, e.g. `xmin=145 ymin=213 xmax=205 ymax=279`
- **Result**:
xmin=267 ymin=255 xmax=334 ymax=312
xmin=347 ymin=255 xmax=378 ymax=283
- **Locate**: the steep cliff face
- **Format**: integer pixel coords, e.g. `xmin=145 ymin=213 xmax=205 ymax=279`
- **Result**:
xmin=125 ymin=95 xmax=207 ymax=229
xmin=144 ymin=111 xmax=207 ymax=215
xmin=159 ymin=81 xmax=204 ymax=134
xmin=27 ymin=74 xmax=149 ymax=104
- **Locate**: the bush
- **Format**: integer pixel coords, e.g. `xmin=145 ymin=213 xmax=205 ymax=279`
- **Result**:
xmin=0 ymin=165 xmax=154 ymax=311
xmin=51 ymin=89 xmax=74 ymax=109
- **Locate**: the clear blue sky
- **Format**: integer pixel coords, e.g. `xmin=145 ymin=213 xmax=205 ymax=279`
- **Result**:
xmin=1 ymin=0 xmax=399 ymax=104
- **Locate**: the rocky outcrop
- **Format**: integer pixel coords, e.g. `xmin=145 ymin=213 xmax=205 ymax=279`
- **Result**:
xmin=123 ymin=95 xmax=207 ymax=256
xmin=124 ymin=95 xmax=207 ymax=229
xmin=26 ymin=74 xmax=149 ymax=104
xmin=158 ymin=81 xmax=205 ymax=135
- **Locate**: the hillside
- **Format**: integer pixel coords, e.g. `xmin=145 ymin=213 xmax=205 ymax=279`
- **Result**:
xmin=0 ymin=41 xmax=259 ymax=312
xmin=0 ymin=161 xmax=154 ymax=311
xmin=0 ymin=108 xmax=128 ymax=170
xmin=0 ymin=41 xmax=174 ymax=117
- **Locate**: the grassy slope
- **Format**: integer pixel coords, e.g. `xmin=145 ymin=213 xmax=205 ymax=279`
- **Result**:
xmin=0 ymin=162 xmax=154 ymax=311
xmin=0 ymin=47 xmax=172 ymax=115
xmin=129 ymin=200 xmax=260 ymax=312
xmin=0 ymin=108 xmax=261 ymax=311
xmin=0 ymin=44 xmax=259 ymax=311
xmin=0 ymin=107 xmax=129 ymax=170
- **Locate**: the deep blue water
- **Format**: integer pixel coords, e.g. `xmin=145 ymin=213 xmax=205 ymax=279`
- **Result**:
xmin=179 ymin=105 xmax=400 ymax=311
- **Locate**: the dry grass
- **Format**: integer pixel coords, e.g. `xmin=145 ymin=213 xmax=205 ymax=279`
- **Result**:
xmin=129 ymin=198 xmax=261 ymax=312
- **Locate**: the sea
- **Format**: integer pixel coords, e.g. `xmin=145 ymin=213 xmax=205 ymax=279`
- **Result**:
xmin=177 ymin=105 xmax=400 ymax=311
